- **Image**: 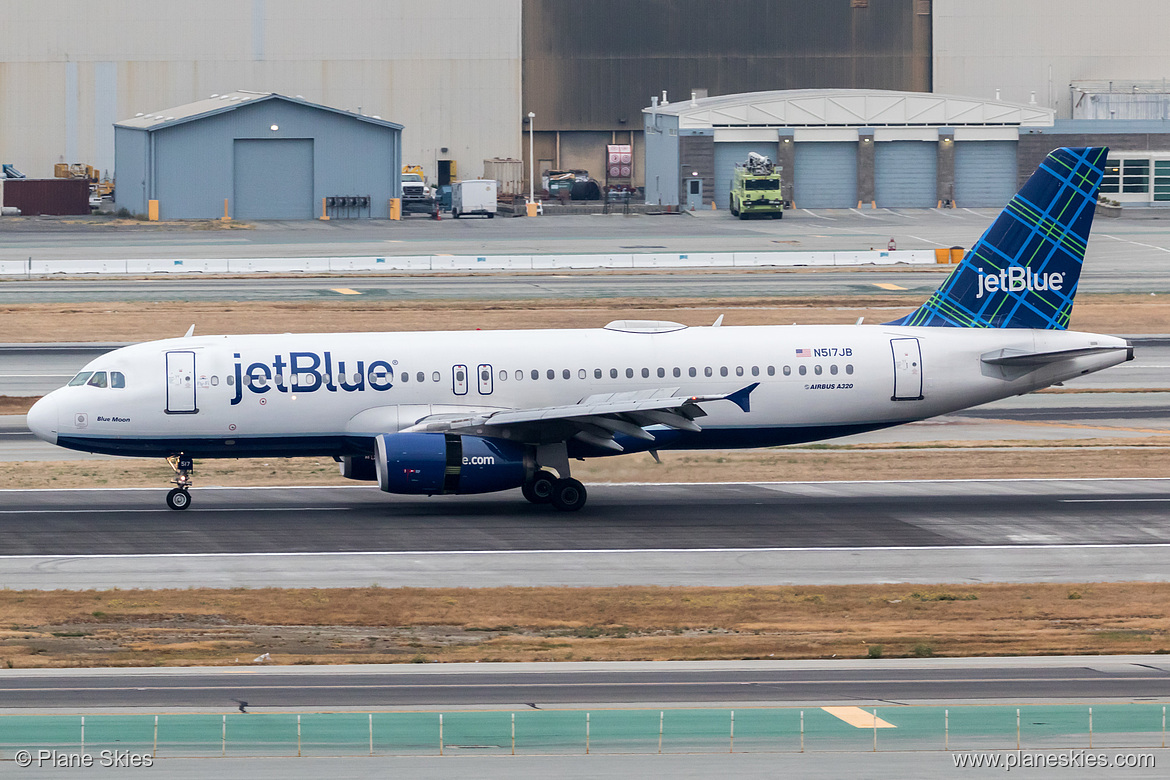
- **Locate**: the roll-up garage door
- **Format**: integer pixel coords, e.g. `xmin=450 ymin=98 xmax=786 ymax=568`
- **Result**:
xmin=954 ymin=141 xmax=1018 ymax=208
xmin=233 ymin=138 xmax=314 ymax=219
xmin=794 ymin=142 xmax=858 ymax=209
xmin=874 ymin=141 xmax=937 ymax=208
xmin=714 ymin=142 xmax=778 ymax=209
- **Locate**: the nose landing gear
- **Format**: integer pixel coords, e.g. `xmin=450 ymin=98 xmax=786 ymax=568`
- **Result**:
xmin=166 ymin=454 xmax=194 ymax=510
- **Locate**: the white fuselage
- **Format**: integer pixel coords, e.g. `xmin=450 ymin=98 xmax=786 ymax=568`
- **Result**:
xmin=27 ymin=323 xmax=1130 ymax=460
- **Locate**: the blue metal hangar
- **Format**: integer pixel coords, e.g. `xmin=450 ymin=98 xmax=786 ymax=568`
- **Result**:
xmin=114 ymin=91 xmax=403 ymax=220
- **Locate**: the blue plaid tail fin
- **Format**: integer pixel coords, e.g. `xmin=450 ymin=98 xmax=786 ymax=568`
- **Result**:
xmin=886 ymin=146 xmax=1108 ymax=330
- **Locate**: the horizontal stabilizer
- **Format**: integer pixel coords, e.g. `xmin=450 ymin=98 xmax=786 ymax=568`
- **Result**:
xmin=981 ymin=344 xmax=1130 ymax=367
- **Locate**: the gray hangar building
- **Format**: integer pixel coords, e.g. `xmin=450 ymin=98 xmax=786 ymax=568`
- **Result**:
xmin=114 ymin=91 xmax=403 ymax=220
xmin=643 ymin=89 xmax=1057 ymax=211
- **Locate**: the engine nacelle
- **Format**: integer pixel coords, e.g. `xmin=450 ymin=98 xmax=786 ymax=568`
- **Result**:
xmin=374 ymin=432 xmax=531 ymax=495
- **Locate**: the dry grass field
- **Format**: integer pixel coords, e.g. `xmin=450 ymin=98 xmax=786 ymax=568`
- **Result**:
xmin=0 ymin=583 xmax=1167 ymax=668
xmin=0 ymin=292 xmax=1163 ymax=343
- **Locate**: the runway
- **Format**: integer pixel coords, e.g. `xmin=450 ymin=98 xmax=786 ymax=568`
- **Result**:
xmin=3 ymin=480 xmax=1170 ymax=589
xmin=1 ymin=656 xmax=1168 ymax=709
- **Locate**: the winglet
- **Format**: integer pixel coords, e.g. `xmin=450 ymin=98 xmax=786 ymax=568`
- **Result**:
xmin=725 ymin=382 xmax=759 ymax=413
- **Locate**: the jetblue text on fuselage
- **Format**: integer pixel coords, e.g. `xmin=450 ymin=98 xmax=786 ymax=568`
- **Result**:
xmin=230 ymin=352 xmax=393 ymax=405
xmin=975 ymin=266 xmax=1064 ymax=299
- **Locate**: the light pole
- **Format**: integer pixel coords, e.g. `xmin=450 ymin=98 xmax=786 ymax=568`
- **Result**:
xmin=527 ymin=111 xmax=536 ymax=207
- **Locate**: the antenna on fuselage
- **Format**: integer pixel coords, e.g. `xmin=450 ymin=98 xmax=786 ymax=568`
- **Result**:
xmin=856 ymin=317 xmax=864 ymax=325
xmin=183 ymin=324 xmax=195 ymax=338
xmin=712 ymin=315 xmax=724 ymax=327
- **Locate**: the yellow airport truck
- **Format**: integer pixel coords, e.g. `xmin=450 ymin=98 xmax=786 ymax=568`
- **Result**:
xmin=729 ymin=152 xmax=784 ymax=219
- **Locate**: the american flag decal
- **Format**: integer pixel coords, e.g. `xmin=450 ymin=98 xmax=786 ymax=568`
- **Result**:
xmin=795 ymin=348 xmax=811 ymax=357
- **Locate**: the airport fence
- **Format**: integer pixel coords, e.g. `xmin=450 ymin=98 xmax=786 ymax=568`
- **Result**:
xmin=1 ymin=704 xmax=1168 ymax=760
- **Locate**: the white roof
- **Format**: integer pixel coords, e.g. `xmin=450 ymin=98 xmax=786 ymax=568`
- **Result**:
xmin=117 ymin=91 xmax=403 ymax=131
xmin=646 ymin=89 xmax=1055 ymax=129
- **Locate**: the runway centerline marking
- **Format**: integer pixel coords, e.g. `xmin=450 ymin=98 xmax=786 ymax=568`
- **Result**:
xmin=822 ymin=706 xmax=896 ymax=728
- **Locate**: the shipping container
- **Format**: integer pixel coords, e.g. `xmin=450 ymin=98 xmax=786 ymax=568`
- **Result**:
xmin=2 ymin=178 xmax=90 ymax=215
xmin=483 ymin=158 xmax=523 ymax=196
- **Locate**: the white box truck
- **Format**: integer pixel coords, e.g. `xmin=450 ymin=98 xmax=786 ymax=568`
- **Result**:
xmin=451 ymin=179 xmax=497 ymax=219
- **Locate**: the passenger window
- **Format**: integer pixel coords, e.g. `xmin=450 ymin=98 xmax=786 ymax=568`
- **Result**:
xmin=481 ymin=369 xmax=490 ymax=383
xmin=814 ymin=365 xmax=822 ymax=375
xmin=515 ymin=370 xmax=523 ymax=381
xmin=719 ymin=367 xmax=728 ymax=377
xmin=68 ymin=372 xmax=93 ymax=387
xmin=751 ymin=366 xmax=759 ymax=377
xmin=594 ymin=368 xmax=602 ymax=379
xmin=846 ymin=364 xmax=854 ymax=375
xmin=209 ymin=375 xmax=218 ymax=387
xmin=531 ymin=369 xmax=539 ymax=380
xmin=704 ymin=367 xmax=712 ymax=377
xmin=689 ymin=367 xmax=697 ymax=378
xmin=830 ymin=365 xmax=838 ymax=375
xmin=798 ymin=365 xmax=807 ymax=376
xmin=87 ymin=372 xmax=108 ymax=388
xmin=434 ymin=371 xmax=442 ymax=382
xmin=417 ymin=372 xmax=425 ymax=382
xmin=782 ymin=366 xmax=789 ymax=376
xmin=499 ymin=370 xmax=508 ymax=381
xmin=562 ymin=369 xmax=570 ymax=380
xmin=112 ymin=371 xmax=126 ymax=388
xmin=736 ymin=366 xmax=744 ymax=377
xmin=402 ymin=372 xmax=409 ymax=383
xmin=626 ymin=368 xmax=634 ymax=378
xmin=673 ymin=367 xmax=681 ymax=378
xmin=641 ymin=368 xmax=650 ymax=378
xmin=610 ymin=368 xmax=618 ymax=379
xmin=578 ymin=369 xmax=586 ymax=379
xmin=547 ymin=369 xmax=555 ymax=380
xmin=770 ymin=366 xmax=778 ymax=376
xmin=227 ymin=375 xmax=235 ymax=386
xmin=657 ymin=367 xmax=665 ymax=378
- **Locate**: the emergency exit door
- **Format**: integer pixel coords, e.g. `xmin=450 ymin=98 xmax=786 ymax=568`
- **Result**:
xmin=166 ymin=351 xmax=197 ymax=413
xmin=890 ymin=338 xmax=924 ymax=401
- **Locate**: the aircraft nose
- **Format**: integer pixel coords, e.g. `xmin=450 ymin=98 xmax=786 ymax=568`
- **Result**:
xmin=26 ymin=394 xmax=58 ymax=445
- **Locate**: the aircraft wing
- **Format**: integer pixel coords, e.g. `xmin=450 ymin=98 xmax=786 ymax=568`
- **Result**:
xmin=400 ymin=383 xmax=759 ymax=451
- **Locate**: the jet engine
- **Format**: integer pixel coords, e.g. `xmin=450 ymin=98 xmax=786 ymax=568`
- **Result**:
xmin=374 ymin=432 xmax=532 ymax=495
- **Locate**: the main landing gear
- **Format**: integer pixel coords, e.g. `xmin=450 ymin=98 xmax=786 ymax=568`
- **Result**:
xmin=166 ymin=454 xmax=194 ymax=511
xmin=522 ymin=470 xmax=588 ymax=512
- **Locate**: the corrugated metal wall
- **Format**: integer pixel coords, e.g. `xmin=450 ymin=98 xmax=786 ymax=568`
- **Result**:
xmin=523 ymin=0 xmax=931 ymax=132
xmin=0 ymin=0 xmax=521 ymax=180
xmin=934 ymin=0 xmax=1170 ymax=118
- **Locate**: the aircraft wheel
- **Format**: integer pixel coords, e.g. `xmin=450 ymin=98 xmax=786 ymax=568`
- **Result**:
xmin=166 ymin=488 xmax=191 ymax=511
xmin=550 ymin=478 xmax=587 ymax=512
xmin=522 ymin=471 xmax=557 ymax=504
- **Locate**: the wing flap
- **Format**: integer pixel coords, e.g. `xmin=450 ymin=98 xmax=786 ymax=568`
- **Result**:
xmin=400 ymin=383 xmax=760 ymax=447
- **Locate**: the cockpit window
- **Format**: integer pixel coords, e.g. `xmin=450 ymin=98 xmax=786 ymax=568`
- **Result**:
xmin=111 ymin=371 xmax=126 ymax=389
xmin=86 ymin=371 xmax=108 ymax=388
xmin=68 ymin=372 xmax=94 ymax=387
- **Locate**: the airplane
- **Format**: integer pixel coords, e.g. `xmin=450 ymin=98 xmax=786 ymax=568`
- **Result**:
xmin=27 ymin=146 xmax=1130 ymax=512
